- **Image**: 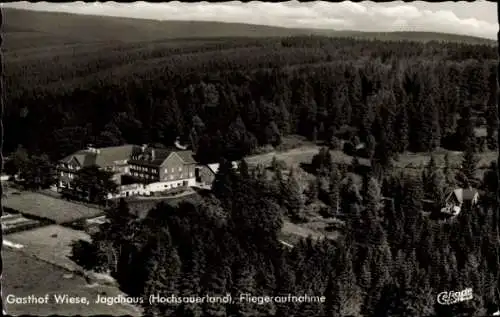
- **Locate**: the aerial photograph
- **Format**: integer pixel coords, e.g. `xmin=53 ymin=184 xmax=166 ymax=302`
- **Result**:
xmin=0 ymin=1 xmax=499 ymax=316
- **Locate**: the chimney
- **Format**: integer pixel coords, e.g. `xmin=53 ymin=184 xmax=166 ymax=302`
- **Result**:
xmin=86 ymin=144 xmax=97 ymax=153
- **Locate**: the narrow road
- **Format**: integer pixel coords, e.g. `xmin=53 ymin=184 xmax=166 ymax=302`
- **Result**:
xmin=279 ymin=240 xmax=294 ymax=248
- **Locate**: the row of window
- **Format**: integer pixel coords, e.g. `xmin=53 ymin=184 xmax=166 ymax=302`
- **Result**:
xmin=131 ymin=165 xmax=158 ymax=174
xmin=60 ymin=164 xmax=79 ymax=171
xmin=164 ymin=181 xmax=188 ymax=189
xmin=60 ymin=171 xmax=75 ymax=179
xmin=164 ymin=173 xmax=194 ymax=180
xmin=60 ymin=181 xmax=71 ymax=188
xmin=59 ymin=164 xmax=193 ymax=184
xmin=131 ymin=172 xmax=158 ymax=180
xmin=130 ymin=165 xmax=188 ymax=174
xmin=165 ymin=167 xmax=183 ymax=173
xmin=131 ymin=171 xmax=194 ymax=180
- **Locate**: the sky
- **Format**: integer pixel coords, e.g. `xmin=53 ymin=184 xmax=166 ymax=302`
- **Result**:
xmin=3 ymin=1 xmax=498 ymax=39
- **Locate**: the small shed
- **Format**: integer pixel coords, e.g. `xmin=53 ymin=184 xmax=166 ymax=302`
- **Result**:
xmin=196 ymin=165 xmax=217 ymax=185
xmin=196 ymin=162 xmax=239 ymax=186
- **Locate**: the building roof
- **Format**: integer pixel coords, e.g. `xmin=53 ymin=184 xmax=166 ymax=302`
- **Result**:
xmin=176 ymin=150 xmax=197 ymax=164
xmin=206 ymin=161 xmax=238 ymax=174
xmin=61 ymin=145 xmax=197 ymax=169
xmin=474 ymin=127 xmax=487 ymax=138
xmin=60 ymin=145 xmax=141 ymax=169
xmin=452 ymin=188 xmax=479 ymax=203
xmin=129 ymin=148 xmax=172 ymax=166
xmin=207 ymin=164 xmax=220 ymax=174
xmin=129 ymin=148 xmax=197 ymax=167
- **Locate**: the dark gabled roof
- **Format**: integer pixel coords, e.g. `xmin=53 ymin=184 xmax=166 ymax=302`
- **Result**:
xmin=60 ymin=145 xmax=141 ymax=168
xmin=129 ymin=148 xmax=172 ymax=166
xmin=129 ymin=148 xmax=197 ymax=167
xmin=60 ymin=151 xmax=95 ymax=167
xmin=451 ymin=188 xmax=479 ymax=203
xmin=461 ymin=189 xmax=479 ymax=201
xmin=95 ymin=145 xmax=142 ymax=167
xmin=206 ymin=161 xmax=238 ymax=174
xmin=61 ymin=145 xmax=197 ymax=169
xmin=175 ymin=150 xmax=197 ymax=164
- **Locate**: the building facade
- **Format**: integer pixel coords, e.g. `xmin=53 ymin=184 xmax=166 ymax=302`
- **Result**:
xmin=58 ymin=144 xmax=198 ymax=198
xmin=196 ymin=165 xmax=217 ymax=186
xmin=127 ymin=147 xmax=197 ymax=195
xmin=57 ymin=145 xmax=142 ymax=192
xmin=195 ymin=162 xmax=239 ymax=187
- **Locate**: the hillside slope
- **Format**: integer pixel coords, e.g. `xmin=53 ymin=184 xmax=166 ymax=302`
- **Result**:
xmin=2 ymin=8 xmax=495 ymax=51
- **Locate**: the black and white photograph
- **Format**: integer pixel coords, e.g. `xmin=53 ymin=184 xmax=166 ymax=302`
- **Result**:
xmin=1 ymin=0 xmax=499 ymax=315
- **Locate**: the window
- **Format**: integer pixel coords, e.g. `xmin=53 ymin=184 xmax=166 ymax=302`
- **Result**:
xmin=171 ymin=168 xmax=174 ymax=173
xmin=189 ymin=172 xmax=193 ymax=177
xmin=170 ymin=175 xmax=174 ymax=180
xmin=165 ymin=168 xmax=168 ymax=173
xmin=178 ymin=167 xmax=182 ymax=172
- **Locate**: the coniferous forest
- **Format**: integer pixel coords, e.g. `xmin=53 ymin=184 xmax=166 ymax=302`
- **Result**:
xmin=5 ymin=10 xmax=500 ymax=316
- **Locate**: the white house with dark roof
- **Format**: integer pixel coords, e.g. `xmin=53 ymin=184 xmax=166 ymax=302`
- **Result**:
xmin=124 ymin=146 xmax=198 ymax=196
xmin=440 ymin=187 xmax=480 ymax=216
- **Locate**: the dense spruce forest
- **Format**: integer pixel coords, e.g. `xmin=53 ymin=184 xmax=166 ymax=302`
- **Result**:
xmin=5 ymin=8 xmax=500 ymax=317
xmin=5 ymin=34 xmax=498 ymax=163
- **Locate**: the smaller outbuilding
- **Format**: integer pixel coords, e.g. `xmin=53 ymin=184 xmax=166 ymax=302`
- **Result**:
xmin=440 ymin=187 xmax=479 ymax=216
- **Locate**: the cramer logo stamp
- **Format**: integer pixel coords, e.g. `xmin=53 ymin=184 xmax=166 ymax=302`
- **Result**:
xmin=437 ymin=288 xmax=473 ymax=305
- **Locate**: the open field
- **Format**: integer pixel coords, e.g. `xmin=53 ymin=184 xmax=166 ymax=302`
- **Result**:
xmin=5 ymin=225 xmax=91 ymax=273
xmin=246 ymin=143 xmax=497 ymax=175
xmin=282 ymin=220 xmax=339 ymax=241
xmin=3 ymin=249 xmax=142 ymax=316
xmin=394 ymin=149 xmax=496 ymax=170
xmin=2 ymin=192 xmax=104 ymax=224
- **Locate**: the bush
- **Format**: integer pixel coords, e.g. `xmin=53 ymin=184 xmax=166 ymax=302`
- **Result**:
xmin=70 ymin=239 xmax=102 ymax=271
xmin=343 ymin=142 xmax=356 ymax=156
xmin=329 ymin=136 xmax=342 ymax=150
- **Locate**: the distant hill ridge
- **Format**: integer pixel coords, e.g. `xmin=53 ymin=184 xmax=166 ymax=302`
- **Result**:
xmin=2 ymin=7 xmax=495 ymax=46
